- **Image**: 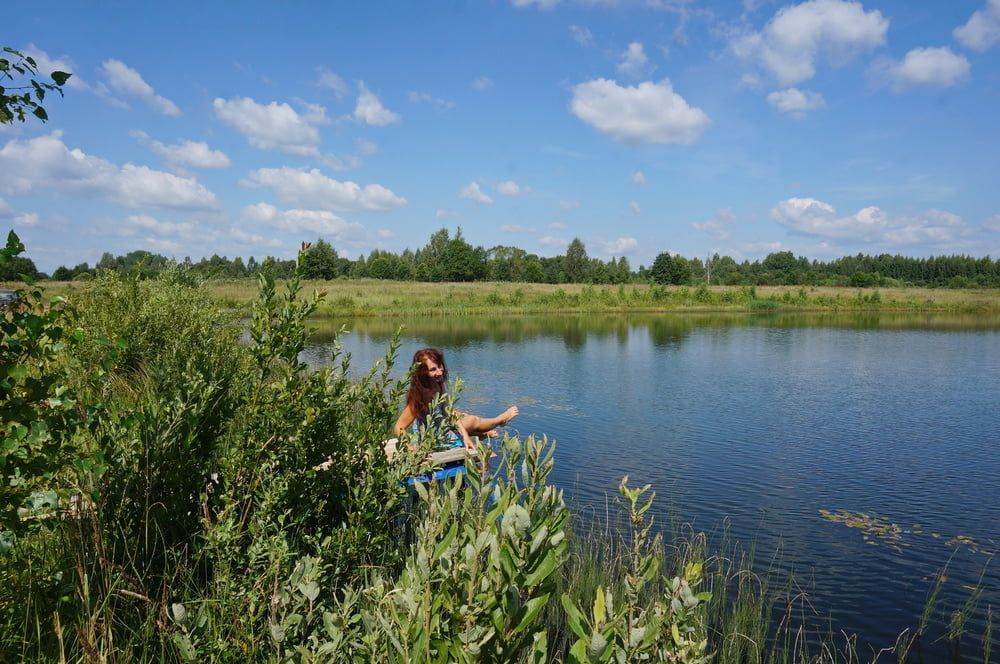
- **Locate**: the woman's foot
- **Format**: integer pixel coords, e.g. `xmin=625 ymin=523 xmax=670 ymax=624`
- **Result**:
xmin=498 ymin=405 xmax=519 ymax=425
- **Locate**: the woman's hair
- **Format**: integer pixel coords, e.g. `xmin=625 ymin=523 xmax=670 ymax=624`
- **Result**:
xmin=405 ymin=348 xmax=448 ymax=421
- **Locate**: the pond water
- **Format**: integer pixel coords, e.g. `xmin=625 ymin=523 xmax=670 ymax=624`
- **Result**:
xmin=301 ymin=312 xmax=1000 ymax=661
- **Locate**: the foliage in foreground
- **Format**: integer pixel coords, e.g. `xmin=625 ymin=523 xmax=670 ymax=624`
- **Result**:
xmin=2 ymin=231 xmax=993 ymax=662
xmin=1 ymin=234 xmax=712 ymax=662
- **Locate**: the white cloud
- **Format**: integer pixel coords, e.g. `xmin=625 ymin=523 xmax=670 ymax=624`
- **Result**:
xmin=869 ymin=47 xmax=971 ymax=92
xmin=691 ymin=208 xmax=737 ymax=240
xmin=629 ymin=201 xmax=641 ymax=214
xmin=0 ymin=132 xmax=217 ymax=210
xmin=230 ymin=226 xmax=284 ymax=249
xmin=472 ymin=76 xmax=494 ymax=91
xmin=298 ymin=101 xmax=330 ymax=126
xmin=354 ymin=82 xmax=400 ymax=126
xmin=630 ymin=170 xmax=647 ymax=185
xmin=570 ymin=78 xmax=710 ymax=145
xmin=512 ymin=0 xmax=559 ymax=9
xmin=539 ymin=236 xmax=568 ymax=249
xmin=436 ymin=208 xmax=460 ymax=220
xmin=766 ymin=87 xmax=825 ymax=116
xmin=377 ymin=229 xmax=394 ymax=239
xmin=558 ymin=200 xmax=579 ymax=210
xmin=954 ymin=0 xmax=1000 ymax=52
xmin=549 ymin=221 xmax=568 ymax=230
xmin=408 ymin=91 xmax=455 ymax=110
xmin=501 ymin=224 xmax=532 ymax=233
xmin=460 ymin=182 xmax=494 ymax=205
xmin=496 ymin=180 xmax=523 ymax=196
xmin=984 ymin=215 xmax=1000 ymax=232
xmin=731 ymin=0 xmax=889 ymax=85
xmin=130 ymin=130 xmax=231 ymax=168
xmin=617 ymin=42 xmax=649 ymax=77
xmin=242 ymin=202 xmax=366 ymax=240
xmin=101 ymin=59 xmax=181 ymax=116
xmin=245 ymin=167 xmax=407 ymax=212
xmin=214 ymin=97 xmax=321 ymax=156
xmin=569 ymin=25 xmax=594 ymax=47
xmin=603 ymin=237 xmax=638 ymax=254
xmin=744 ymin=240 xmax=784 ymax=255
xmin=316 ymin=67 xmax=348 ymax=97
xmin=142 ymin=237 xmax=183 ymax=253
xmin=14 ymin=212 xmax=40 ymax=227
xmin=126 ymin=214 xmax=196 ymax=238
xmin=23 ymin=44 xmax=86 ymax=91
xmin=771 ymin=196 xmax=967 ymax=246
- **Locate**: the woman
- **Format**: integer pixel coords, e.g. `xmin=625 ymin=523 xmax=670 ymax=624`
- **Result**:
xmin=394 ymin=348 xmax=518 ymax=451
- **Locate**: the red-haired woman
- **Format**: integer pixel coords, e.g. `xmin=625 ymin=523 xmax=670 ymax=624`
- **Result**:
xmin=394 ymin=348 xmax=518 ymax=451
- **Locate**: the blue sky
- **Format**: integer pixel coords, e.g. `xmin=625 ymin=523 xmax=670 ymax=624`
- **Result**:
xmin=5 ymin=0 xmax=1000 ymax=272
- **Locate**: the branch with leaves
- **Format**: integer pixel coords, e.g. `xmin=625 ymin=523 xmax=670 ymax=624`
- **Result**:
xmin=0 ymin=46 xmax=71 ymax=124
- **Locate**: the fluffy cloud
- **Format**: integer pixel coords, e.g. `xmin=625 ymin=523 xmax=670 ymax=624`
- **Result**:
xmin=630 ymin=170 xmax=647 ymax=185
xmin=496 ymin=180 xmax=523 ymax=196
xmin=460 ymin=182 xmax=494 ymax=205
xmin=570 ymin=78 xmax=710 ymax=145
xmin=629 ymin=201 xmax=641 ymax=214
xmin=101 ymin=59 xmax=181 ymax=116
xmin=771 ymin=197 xmax=966 ymax=246
xmin=130 ymin=130 xmax=231 ymax=168
xmin=548 ymin=221 xmax=568 ymax=230
xmin=501 ymin=224 xmax=532 ymax=233
xmin=985 ymin=215 xmax=1000 ymax=232
xmin=126 ymin=214 xmax=196 ymax=238
xmin=316 ymin=67 xmax=348 ymax=97
xmin=242 ymin=202 xmax=366 ymax=240
xmin=15 ymin=212 xmax=40 ymax=227
xmin=558 ymin=200 xmax=579 ymax=210
xmin=691 ymin=208 xmax=737 ymax=240
xmin=732 ymin=0 xmax=889 ymax=85
xmin=539 ymin=236 xmax=567 ymax=249
xmin=0 ymin=132 xmax=217 ymax=210
xmin=436 ymin=208 xmax=460 ymax=220
xmin=603 ymin=237 xmax=638 ymax=254
xmin=569 ymin=25 xmax=594 ymax=47
xmin=511 ymin=0 xmax=559 ymax=9
xmin=354 ymin=83 xmax=400 ymax=126
xmin=245 ymin=167 xmax=407 ymax=212
xmin=472 ymin=76 xmax=494 ymax=91
xmin=954 ymin=0 xmax=1000 ymax=52
xmin=617 ymin=42 xmax=649 ymax=77
xmin=766 ymin=88 xmax=825 ymax=116
xmin=869 ymin=47 xmax=971 ymax=92
xmin=213 ymin=97 xmax=322 ymax=156
xmin=408 ymin=91 xmax=455 ymax=110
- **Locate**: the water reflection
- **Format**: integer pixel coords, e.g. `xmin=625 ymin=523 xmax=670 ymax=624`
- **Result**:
xmin=300 ymin=311 xmax=1000 ymax=662
xmin=306 ymin=311 xmax=1000 ymax=348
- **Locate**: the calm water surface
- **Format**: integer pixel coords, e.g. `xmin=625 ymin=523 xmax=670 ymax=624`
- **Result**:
xmin=302 ymin=312 xmax=1000 ymax=660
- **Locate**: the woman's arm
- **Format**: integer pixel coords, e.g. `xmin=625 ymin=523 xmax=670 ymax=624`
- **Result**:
xmin=394 ymin=404 xmax=416 ymax=436
xmin=455 ymin=420 xmax=475 ymax=451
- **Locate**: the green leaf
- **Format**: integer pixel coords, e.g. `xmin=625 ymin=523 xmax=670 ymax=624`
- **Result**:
xmin=592 ymin=587 xmax=606 ymax=626
xmin=567 ymin=639 xmax=590 ymax=664
xmin=50 ymin=71 xmax=71 ymax=86
xmin=433 ymin=521 xmax=458 ymax=560
xmin=32 ymin=106 xmax=48 ymax=122
xmin=513 ymin=593 xmax=550 ymax=634
xmin=561 ymin=594 xmax=590 ymax=640
xmin=524 ymin=548 xmax=558 ymax=587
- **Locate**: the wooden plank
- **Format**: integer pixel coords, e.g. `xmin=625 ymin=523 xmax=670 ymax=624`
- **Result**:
xmin=383 ymin=437 xmax=476 ymax=465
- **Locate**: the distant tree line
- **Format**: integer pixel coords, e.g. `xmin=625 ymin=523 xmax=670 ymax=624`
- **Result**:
xmin=13 ymin=227 xmax=1000 ymax=288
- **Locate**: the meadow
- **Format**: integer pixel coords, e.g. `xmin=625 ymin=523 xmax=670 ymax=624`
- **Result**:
xmin=21 ymin=278 xmax=1000 ymax=318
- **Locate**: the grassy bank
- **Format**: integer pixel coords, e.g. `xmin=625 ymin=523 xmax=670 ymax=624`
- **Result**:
xmin=16 ymin=279 xmax=1000 ymax=318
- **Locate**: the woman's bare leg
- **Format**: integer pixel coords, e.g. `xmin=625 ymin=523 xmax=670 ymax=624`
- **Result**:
xmin=458 ymin=406 xmax=518 ymax=436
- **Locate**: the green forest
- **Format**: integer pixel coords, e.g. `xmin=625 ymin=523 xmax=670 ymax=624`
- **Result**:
xmin=16 ymin=228 xmax=1000 ymax=288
